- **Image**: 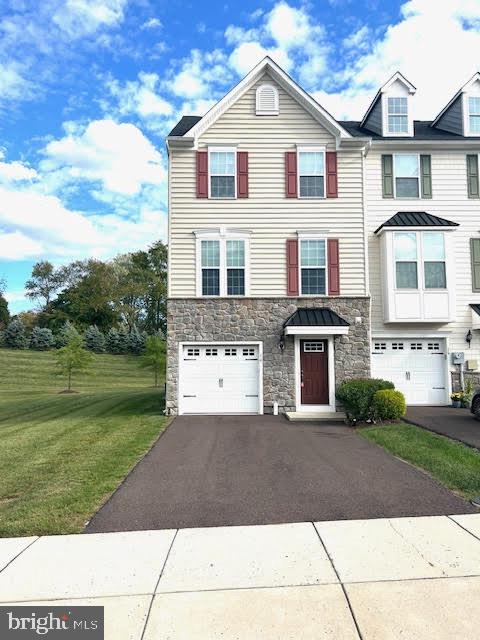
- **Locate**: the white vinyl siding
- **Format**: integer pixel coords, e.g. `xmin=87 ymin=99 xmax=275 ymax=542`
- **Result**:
xmin=169 ymin=74 xmax=366 ymax=298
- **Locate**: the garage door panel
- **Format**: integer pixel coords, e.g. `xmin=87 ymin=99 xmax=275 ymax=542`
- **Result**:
xmin=179 ymin=344 xmax=260 ymax=414
xmin=371 ymin=339 xmax=447 ymax=405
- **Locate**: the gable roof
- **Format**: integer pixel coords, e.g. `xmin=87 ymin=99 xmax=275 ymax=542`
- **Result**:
xmin=168 ymin=56 xmax=351 ymax=144
xmin=361 ymin=71 xmax=416 ymax=129
xmin=374 ymin=211 xmax=459 ymax=234
xmin=169 ymin=116 xmax=202 ymax=137
xmin=283 ymin=307 xmax=350 ymax=328
xmin=432 ymin=72 xmax=480 ymax=127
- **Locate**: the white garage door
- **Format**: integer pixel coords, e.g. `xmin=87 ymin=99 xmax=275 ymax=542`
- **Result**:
xmin=179 ymin=344 xmax=260 ymax=414
xmin=371 ymin=339 xmax=447 ymax=405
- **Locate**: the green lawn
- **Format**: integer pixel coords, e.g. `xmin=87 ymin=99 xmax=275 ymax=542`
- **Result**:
xmin=0 ymin=348 xmax=167 ymax=537
xmin=361 ymin=422 xmax=480 ymax=500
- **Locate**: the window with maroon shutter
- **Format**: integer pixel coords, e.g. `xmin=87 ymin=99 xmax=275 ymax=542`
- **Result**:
xmin=285 ymin=152 xmax=297 ymax=198
xmin=196 ymin=151 xmax=208 ymax=198
xmin=286 ymin=239 xmax=299 ymax=296
xmin=237 ymin=151 xmax=248 ymax=198
xmin=327 ymin=239 xmax=340 ymax=295
xmin=326 ymin=152 xmax=338 ymax=198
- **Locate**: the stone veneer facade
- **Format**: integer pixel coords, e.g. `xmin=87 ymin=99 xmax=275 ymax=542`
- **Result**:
xmin=166 ymin=297 xmax=371 ymax=415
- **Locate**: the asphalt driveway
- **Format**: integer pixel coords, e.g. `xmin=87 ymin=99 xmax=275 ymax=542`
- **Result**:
xmin=85 ymin=416 xmax=475 ymax=533
xmin=406 ymin=406 xmax=480 ymax=449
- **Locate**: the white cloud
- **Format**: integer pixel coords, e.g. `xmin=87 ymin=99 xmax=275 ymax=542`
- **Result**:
xmin=40 ymin=119 xmax=165 ymax=196
xmin=0 ymin=232 xmax=43 ymax=260
xmin=0 ymin=158 xmax=38 ymax=183
xmin=106 ymin=72 xmax=173 ymax=121
xmin=168 ymin=49 xmax=231 ymax=99
xmin=141 ymin=17 xmax=162 ymax=30
xmin=4 ymin=289 xmax=29 ymax=304
xmin=52 ymin=0 xmax=127 ymax=38
xmin=0 ymin=62 xmax=33 ymax=103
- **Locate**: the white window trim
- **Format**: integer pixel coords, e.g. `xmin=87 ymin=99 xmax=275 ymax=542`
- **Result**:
xmin=297 ymin=146 xmax=326 ymax=199
xmin=394 ymin=231 xmax=447 ymax=292
xmin=298 ymin=236 xmax=328 ymax=297
xmin=393 ymin=153 xmax=421 ymax=199
xmin=194 ymin=228 xmax=250 ymax=297
xmin=255 ymin=83 xmax=279 ymax=116
xmin=294 ymin=335 xmax=336 ymax=412
xmin=208 ymin=146 xmax=237 ymax=199
xmin=382 ymin=93 xmax=413 ymax=137
xmin=463 ymin=93 xmax=480 ymax=137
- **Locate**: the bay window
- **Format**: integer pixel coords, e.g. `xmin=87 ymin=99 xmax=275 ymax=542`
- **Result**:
xmin=394 ymin=231 xmax=446 ymax=290
xmin=196 ymin=231 xmax=249 ymax=296
xmin=387 ymin=97 xmax=408 ymax=134
xmin=468 ymin=97 xmax=480 ymax=134
xmin=423 ymin=232 xmax=446 ymax=289
xmin=395 ymin=232 xmax=418 ymax=289
xmin=209 ymin=148 xmax=236 ymax=198
xmin=394 ymin=154 xmax=419 ymax=198
xmin=300 ymin=239 xmax=326 ymax=295
xmin=298 ymin=149 xmax=325 ymax=198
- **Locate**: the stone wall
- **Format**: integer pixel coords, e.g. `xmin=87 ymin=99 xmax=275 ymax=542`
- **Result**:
xmin=167 ymin=297 xmax=371 ymax=414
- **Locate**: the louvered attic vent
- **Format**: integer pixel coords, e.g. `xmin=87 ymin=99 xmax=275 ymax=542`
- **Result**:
xmin=256 ymin=83 xmax=279 ymax=115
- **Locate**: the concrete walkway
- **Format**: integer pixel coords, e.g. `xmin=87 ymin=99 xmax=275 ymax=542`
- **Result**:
xmin=1 ymin=514 xmax=480 ymax=638
xmin=406 ymin=405 xmax=480 ymax=449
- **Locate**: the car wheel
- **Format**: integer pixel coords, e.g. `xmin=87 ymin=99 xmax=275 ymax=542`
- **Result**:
xmin=473 ymin=397 xmax=480 ymax=421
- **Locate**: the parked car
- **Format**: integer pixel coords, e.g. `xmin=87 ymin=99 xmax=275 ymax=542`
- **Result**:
xmin=470 ymin=389 xmax=480 ymax=419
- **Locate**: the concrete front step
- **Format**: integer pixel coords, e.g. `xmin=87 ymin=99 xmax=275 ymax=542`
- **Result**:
xmin=285 ymin=411 xmax=346 ymax=422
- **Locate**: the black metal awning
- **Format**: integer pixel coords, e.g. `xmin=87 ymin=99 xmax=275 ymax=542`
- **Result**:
xmin=374 ymin=211 xmax=459 ymax=234
xmin=283 ymin=307 xmax=350 ymax=328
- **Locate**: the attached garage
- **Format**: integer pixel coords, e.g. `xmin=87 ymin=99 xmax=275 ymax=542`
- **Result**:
xmin=371 ymin=338 xmax=448 ymax=405
xmin=178 ymin=343 xmax=262 ymax=414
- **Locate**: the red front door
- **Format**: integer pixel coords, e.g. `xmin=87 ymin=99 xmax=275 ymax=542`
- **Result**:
xmin=300 ymin=340 xmax=329 ymax=405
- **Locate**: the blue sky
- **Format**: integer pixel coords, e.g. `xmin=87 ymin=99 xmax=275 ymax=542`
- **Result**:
xmin=1 ymin=0 xmax=479 ymax=312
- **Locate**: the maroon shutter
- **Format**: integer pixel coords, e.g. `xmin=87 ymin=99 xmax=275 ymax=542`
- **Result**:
xmin=327 ymin=239 xmax=340 ymax=296
xmin=326 ymin=151 xmax=338 ymax=198
xmin=237 ymin=151 xmax=248 ymax=198
xmin=285 ymin=152 xmax=297 ymax=198
xmin=196 ymin=151 xmax=208 ymax=198
xmin=286 ymin=239 xmax=299 ymax=296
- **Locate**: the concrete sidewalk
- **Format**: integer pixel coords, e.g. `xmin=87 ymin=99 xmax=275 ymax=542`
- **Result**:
xmin=1 ymin=514 xmax=480 ymax=638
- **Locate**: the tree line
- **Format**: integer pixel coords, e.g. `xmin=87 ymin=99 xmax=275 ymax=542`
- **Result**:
xmin=0 ymin=240 xmax=167 ymax=355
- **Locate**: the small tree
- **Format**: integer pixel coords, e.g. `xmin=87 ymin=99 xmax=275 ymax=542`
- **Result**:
xmin=4 ymin=318 xmax=29 ymax=349
xmin=55 ymin=321 xmax=79 ymax=348
xmin=85 ymin=325 xmax=106 ymax=353
xmin=30 ymin=326 xmax=54 ymax=350
xmin=106 ymin=327 xmax=120 ymax=353
xmin=117 ymin=326 xmax=130 ymax=354
xmin=128 ymin=326 xmax=145 ymax=354
xmin=55 ymin=332 xmax=93 ymax=392
xmin=139 ymin=335 xmax=165 ymax=387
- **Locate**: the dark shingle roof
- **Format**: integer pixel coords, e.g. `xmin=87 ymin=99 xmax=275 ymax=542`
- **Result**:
xmin=470 ymin=304 xmax=480 ymax=317
xmin=375 ymin=211 xmax=459 ymax=234
xmin=341 ymin=120 xmax=473 ymax=140
xmin=283 ymin=307 xmax=350 ymax=328
xmin=168 ymin=116 xmax=202 ymax=137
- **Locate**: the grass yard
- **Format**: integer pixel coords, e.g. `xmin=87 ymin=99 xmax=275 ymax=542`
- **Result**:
xmin=0 ymin=348 xmax=167 ymax=537
xmin=361 ymin=422 xmax=480 ymax=500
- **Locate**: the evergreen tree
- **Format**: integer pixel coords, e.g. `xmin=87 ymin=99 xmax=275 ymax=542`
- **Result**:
xmin=55 ymin=321 xmax=79 ymax=348
xmin=0 ymin=294 xmax=9 ymax=329
xmin=128 ymin=326 xmax=145 ymax=354
xmin=117 ymin=326 xmax=130 ymax=353
xmin=84 ymin=325 xmax=106 ymax=353
xmin=30 ymin=327 xmax=54 ymax=350
xmin=4 ymin=318 xmax=29 ymax=349
xmin=106 ymin=327 xmax=120 ymax=353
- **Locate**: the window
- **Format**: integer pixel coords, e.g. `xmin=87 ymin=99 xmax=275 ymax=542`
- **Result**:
xmin=256 ymin=83 xmax=279 ymax=115
xmin=300 ymin=239 xmax=326 ymax=295
xmin=304 ymin=342 xmax=325 ymax=352
xmin=469 ymin=97 xmax=480 ymax=133
xmin=394 ymin=154 xmax=419 ymax=198
xmin=205 ymin=348 xmax=218 ymax=356
xmin=395 ymin=232 xmax=418 ymax=289
xmin=243 ymin=348 xmax=255 ymax=356
xmin=298 ymin=150 xmax=325 ymax=198
xmin=374 ymin=342 xmax=386 ymax=351
xmin=226 ymin=240 xmax=245 ymax=296
xmin=410 ymin=343 xmax=423 ymax=350
xmin=387 ymin=97 xmax=408 ymax=133
xmin=225 ymin=348 xmax=237 ymax=356
xmin=201 ymin=240 xmax=220 ymax=296
xmin=209 ymin=149 xmax=235 ymax=198
xmin=428 ymin=342 xmax=440 ymax=351
xmin=423 ymin=232 xmax=446 ymax=289
xmin=186 ymin=348 xmax=200 ymax=357
xmin=392 ymin=342 xmax=404 ymax=350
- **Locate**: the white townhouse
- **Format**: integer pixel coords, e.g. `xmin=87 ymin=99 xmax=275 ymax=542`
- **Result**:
xmin=165 ymin=57 xmax=480 ymax=415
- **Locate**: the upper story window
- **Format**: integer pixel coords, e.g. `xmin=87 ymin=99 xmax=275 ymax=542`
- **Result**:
xmin=394 ymin=231 xmax=446 ymax=290
xmin=196 ymin=230 xmax=249 ymax=297
xmin=298 ymin=149 xmax=325 ymax=198
xmin=387 ymin=97 xmax=408 ymax=134
xmin=209 ymin=148 xmax=236 ymax=198
xmin=300 ymin=239 xmax=326 ymax=295
xmin=468 ymin=97 xmax=480 ymax=134
xmin=394 ymin=154 xmax=420 ymax=198
xmin=256 ymin=83 xmax=279 ymax=115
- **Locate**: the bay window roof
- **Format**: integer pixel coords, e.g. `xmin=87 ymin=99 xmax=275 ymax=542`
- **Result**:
xmin=374 ymin=212 xmax=459 ymax=235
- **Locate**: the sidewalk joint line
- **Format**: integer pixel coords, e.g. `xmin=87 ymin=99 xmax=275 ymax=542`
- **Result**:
xmin=0 ymin=537 xmax=41 ymax=577
xmin=447 ymin=515 xmax=480 ymax=544
xmin=140 ymin=528 xmax=179 ymax=640
xmin=311 ymin=522 xmax=364 ymax=640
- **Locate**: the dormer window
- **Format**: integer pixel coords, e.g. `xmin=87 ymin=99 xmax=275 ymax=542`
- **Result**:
xmin=256 ymin=83 xmax=279 ymax=115
xmin=387 ymin=97 xmax=408 ymax=134
xmin=468 ymin=97 xmax=480 ymax=134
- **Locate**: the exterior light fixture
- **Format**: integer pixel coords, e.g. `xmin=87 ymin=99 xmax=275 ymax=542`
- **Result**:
xmin=278 ymin=335 xmax=285 ymax=351
xmin=466 ymin=329 xmax=473 ymax=347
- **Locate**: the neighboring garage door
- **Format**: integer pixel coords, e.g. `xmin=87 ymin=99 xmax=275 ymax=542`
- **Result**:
xmin=179 ymin=344 xmax=261 ymax=414
xmin=371 ymin=338 xmax=447 ymax=405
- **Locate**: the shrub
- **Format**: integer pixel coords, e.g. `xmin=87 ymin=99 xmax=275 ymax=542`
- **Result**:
xmin=30 ymin=327 xmax=54 ymax=350
xmin=4 ymin=318 xmax=29 ymax=349
xmin=336 ymin=378 xmax=395 ymax=424
xmin=85 ymin=325 xmax=106 ymax=353
xmin=372 ymin=389 xmax=406 ymax=421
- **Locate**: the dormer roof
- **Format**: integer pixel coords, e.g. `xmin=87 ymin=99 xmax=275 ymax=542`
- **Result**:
xmin=431 ymin=72 xmax=480 ymax=128
xmin=361 ymin=71 xmax=416 ymax=129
